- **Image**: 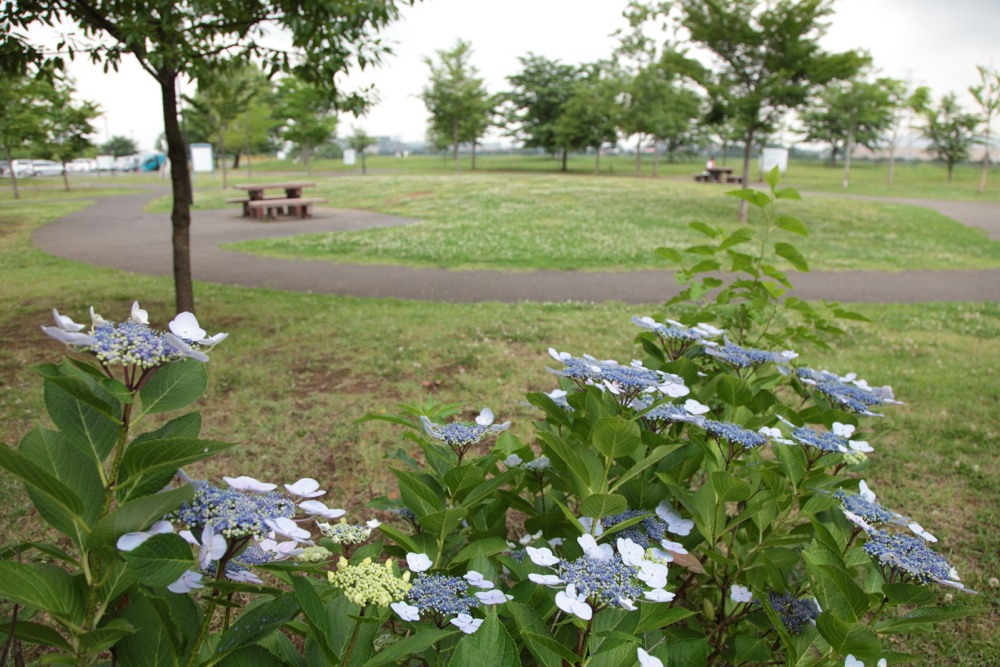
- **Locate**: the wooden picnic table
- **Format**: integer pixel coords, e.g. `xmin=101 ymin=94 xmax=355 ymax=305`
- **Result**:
xmin=231 ymin=181 xmax=324 ymax=219
xmin=706 ymin=167 xmax=734 ymax=183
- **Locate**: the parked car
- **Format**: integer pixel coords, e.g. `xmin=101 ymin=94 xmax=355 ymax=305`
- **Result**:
xmin=30 ymin=160 xmax=65 ymax=176
xmin=68 ymin=158 xmax=97 ymax=173
xmin=9 ymin=160 xmax=34 ymax=177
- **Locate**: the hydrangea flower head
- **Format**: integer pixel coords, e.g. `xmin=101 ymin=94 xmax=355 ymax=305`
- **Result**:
xmin=319 ymin=519 xmax=378 ymax=545
xmin=406 ymin=573 xmax=480 ymax=617
xmin=171 ymin=480 xmax=295 ymax=541
xmin=42 ymin=304 xmax=226 ymax=368
xmin=767 ymin=591 xmax=820 ymax=634
xmin=327 ymin=557 xmax=413 ymax=607
xmin=704 ymin=338 xmax=795 ymax=368
xmin=547 ymin=349 xmax=688 ymax=400
xmin=419 ymin=409 xmax=510 ymax=449
xmin=795 ymin=367 xmax=900 ymax=416
xmin=862 ymin=529 xmax=970 ymax=592
xmin=703 ymin=419 xmax=768 ymax=449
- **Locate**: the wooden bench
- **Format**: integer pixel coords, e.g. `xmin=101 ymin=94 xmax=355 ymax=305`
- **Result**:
xmin=693 ymin=173 xmax=709 ymax=182
xmin=726 ymin=175 xmax=742 ymax=184
xmin=245 ymin=197 xmax=327 ymax=220
xmin=227 ymin=195 xmax=290 ymax=217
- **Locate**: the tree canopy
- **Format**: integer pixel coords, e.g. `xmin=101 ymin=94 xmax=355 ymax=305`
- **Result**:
xmin=921 ymin=93 xmax=979 ymax=182
xmin=420 ymin=40 xmax=492 ymax=172
xmin=672 ymin=0 xmax=866 ymax=218
xmin=504 ymin=54 xmax=582 ymax=171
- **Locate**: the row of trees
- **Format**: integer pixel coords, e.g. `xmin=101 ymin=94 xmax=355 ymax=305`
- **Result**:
xmin=0 ymin=72 xmax=99 ymax=197
xmin=420 ymin=1 xmax=999 ymax=203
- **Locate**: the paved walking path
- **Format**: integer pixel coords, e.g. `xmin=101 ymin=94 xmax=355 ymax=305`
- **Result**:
xmin=32 ymin=186 xmax=1000 ymax=304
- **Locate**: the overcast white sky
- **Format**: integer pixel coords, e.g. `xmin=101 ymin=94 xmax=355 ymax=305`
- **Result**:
xmin=44 ymin=0 xmax=1000 ymax=152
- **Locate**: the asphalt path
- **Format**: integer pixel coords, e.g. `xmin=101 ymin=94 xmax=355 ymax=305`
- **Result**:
xmin=32 ymin=186 xmax=1000 ymax=304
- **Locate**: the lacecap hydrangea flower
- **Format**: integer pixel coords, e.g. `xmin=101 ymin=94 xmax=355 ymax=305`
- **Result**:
xmin=862 ymin=529 xmax=972 ymax=593
xmin=793 ymin=367 xmax=902 ymax=416
xmin=526 ymin=535 xmax=675 ymax=620
xmin=547 ymin=348 xmax=688 ymax=401
xmin=42 ymin=302 xmax=226 ymax=368
xmin=419 ymin=408 xmax=510 ymax=449
xmin=704 ymin=337 xmax=797 ymax=368
xmin=631 ymin=316 xmax=724 ymax=359
xmin=170 ymin=480 xmax=296 ymax=540
xmin=836 ymin=480 xmax=937 ymax=542
xmin=767 ymin=591 xmax=820 ymax=634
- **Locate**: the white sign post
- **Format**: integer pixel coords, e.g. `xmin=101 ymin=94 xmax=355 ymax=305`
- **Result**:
xmin=190 ymin=143 xmax=214 ymax=173
xmin=759 ymin=148 xmax=789 ymax=176
xmin=343 ymin=149 xmax=356 ymax=166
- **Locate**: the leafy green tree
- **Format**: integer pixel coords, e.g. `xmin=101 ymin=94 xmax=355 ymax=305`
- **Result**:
xmin=671 ymin=0 xmax=865 ymax=220
xmin=229 ymin=99 xmax=278 ymax=178
xmin=276 ymin=76 xmax=338 ymax=176
xmin=3 ymin=0 xmax=413 ymax=313
xmin=0 ymin=71 xmax=49 ymax=198
xmin=100 ymin=135 xmax=137 ymax=158
xmin=554 ymin=63 xmax=620 ymax=174
xmin=39 ymin=80 xmax=100 ymax=191
xmin=504 ymin=54 xmax=582 ymax=171
xmin=969 ymin=64 xmax=1000 ymax=194
xmin=884 ymin=82 xmax=930 ymax=185
xmin=184 ymin=63 xmax=264 ymax=188
xmin=348 ymin=127 xmax=377 ymax=174
xmin=921 ymin=93 xmax=979 ymax=182
xmin=420 ymin=40 xmax=492 ymax=173
xmin=801 ymin=75 xmax=899 ymax=188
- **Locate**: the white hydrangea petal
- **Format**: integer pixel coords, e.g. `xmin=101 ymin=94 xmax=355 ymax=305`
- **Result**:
xmin=406 ymin=552 xmax=433 ymax=573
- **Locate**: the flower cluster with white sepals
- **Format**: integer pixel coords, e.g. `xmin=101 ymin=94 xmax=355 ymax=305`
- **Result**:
xmin=390 ymin=552 xmax=510 ymax=634
xmin=42 ymin=302 xmax=226 ymax=368
xmin=793 ymin=367 xmax=902 ymax=416
xmin=835 ymin=480 xmax=938 ymax=543
xmin=117 ymin=473 xmax=345 ymax=594
xmin=704 ymin=337 xmax=798 ymax=368
xmin=547 ymin=348 xmax=689 ymax=403
xmin=526 ymin=533 xmax=675 ymax=621
xmin=845 ymin=655 xmax=887 ymax=667
xmin=419 ymin=408 xmax=510 ymax=450
xmin=631 ymin=316 xmax=725 ymax=359
xmin=770 ymin=417 xmax=872 ymax=455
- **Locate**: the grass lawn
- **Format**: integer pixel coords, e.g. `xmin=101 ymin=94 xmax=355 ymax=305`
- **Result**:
xmin=0 ymin=189 xmax=997 ymax=664
xmin=149 ymin=172 xmax=1000 ymax=272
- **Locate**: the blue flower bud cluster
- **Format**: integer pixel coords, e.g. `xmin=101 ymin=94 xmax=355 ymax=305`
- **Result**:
xmin=703 ymin=419 xmax=767 ymax=448
xmin=632 ymin=396 xmax=694 ymax=423
xmin=795 ymin=368 xmax=897 ymax=415
xmin=766 ymin=591 xmax=819 ymax=634
xmin=406 ymin=574 xmax=480 ymax=617
xmin=171 ymin=481 xmax=296 ymax=540
xmin=835 ymin=490 xmax=896 ymax=524
xmin=89 ymin=320 xmax=187 ymax=368
xmin=550 ymin=355 xmax=674 ymax=395
xmin=705 ymin=341 xmax=789 ymax=368
xmin=557 ymin=555 xmax=644 ymax=607
xmin=425 ymin=422 xmax=494 ymax=447
xmin=787 ymin=425 xmax=848 ymax=453
xmin=862 ymin=530 xmax=954 ymax=585
xmin=604 ymin=510 xmax=670 ymax=548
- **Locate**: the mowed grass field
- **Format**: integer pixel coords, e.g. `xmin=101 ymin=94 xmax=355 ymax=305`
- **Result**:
xmin=0 ymin=171 xmax=997 ymax=664
xmin=148 ymin=170 xmax=1000 ymax=273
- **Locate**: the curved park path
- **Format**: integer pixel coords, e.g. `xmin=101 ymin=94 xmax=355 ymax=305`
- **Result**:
xmin=33 ymin=186 xmax=1000 ymax=304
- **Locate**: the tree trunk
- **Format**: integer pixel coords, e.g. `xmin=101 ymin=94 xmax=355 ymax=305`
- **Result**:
xmin=471 ymin=141 xmax=477 ymax=171
xmin=886 ymin=125 xmax=898 ymax=185
xmin=61 ymin=160 xmax=71 ymax=192
xmin=561 ymin=149 xmax=568 ymax=173
xmin=160 ymin=69 xmax=195 ymax=314
xmin=303 ymin=144 xmax=312 ymax=177
xmin=4 ymin=145 xmax=19 ymax=199
xmin=947 ymin=161 xmax=954 ymax=182
xmin=594 ymin=145 xmax=601 ymax=175
xmin=453 ymin=119 xmax=460 ymax=174
xmin=977 ymin=126 xmax=990 ymax=194
xmin=361 ymin=152 xmax=367 ymax=175
xmin=635 ymin=135 xmax=642 ymax=177
xmin=830 ymin=147 xmax=837 ymax=167
xmin=739 ymin=130 xmax=755 ymax=223
xmin=246 ymin=136 xmax=252 ymax=179
xmin=219 ymin=132 xmax=228 ymax=190
xmin=653 ymin=141 xmax=660 ymax=177
xmin=232 ymin=151 xmax=241 ymax=169
xmin=841 ymin=125 xmax=855 ymax=190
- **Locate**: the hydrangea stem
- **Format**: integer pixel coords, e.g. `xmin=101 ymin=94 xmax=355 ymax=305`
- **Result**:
xmin=341 ymin=607 xmax=366 ymax=666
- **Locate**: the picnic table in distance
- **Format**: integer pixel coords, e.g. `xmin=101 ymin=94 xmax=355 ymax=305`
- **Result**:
xmin=230 ymin=181 xmax=326 ymax=220
xmin=694 ymin=167 xmax=739 ymax=184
